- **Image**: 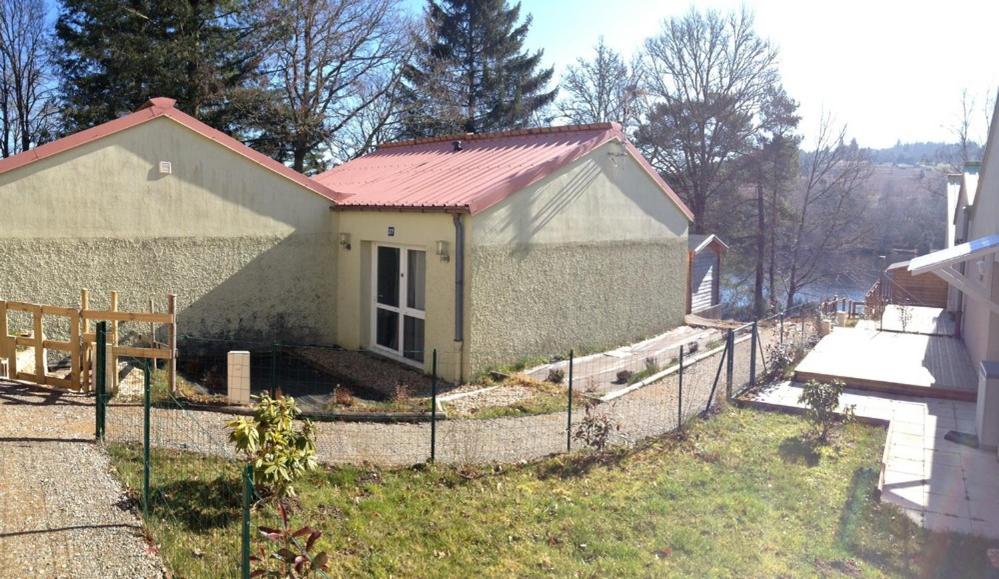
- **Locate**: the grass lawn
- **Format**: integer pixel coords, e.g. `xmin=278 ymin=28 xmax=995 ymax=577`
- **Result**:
xmin=107 ymin=407 xmax=999 ymax=578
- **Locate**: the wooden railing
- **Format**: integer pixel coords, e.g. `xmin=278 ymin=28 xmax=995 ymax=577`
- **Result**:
xmin=0 ymin=290 xmax=177 ymax=392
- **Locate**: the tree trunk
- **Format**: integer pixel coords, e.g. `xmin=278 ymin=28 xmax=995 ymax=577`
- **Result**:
xmin=754 ymin=181 xmax=766 ymax=318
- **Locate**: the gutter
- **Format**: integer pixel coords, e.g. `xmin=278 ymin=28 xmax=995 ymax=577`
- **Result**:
xmin=454 ymin=213 xmax=466 ymax=381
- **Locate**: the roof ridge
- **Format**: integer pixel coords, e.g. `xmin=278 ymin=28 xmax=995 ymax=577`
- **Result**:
xmin=378 ymin=122 xmax=621 ymax=150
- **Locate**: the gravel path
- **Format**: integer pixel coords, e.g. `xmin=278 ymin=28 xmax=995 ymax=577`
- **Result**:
xmin=0 ymin=381 xmax=163 ymax=578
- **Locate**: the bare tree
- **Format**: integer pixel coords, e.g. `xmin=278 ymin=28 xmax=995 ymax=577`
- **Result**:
xmin=558 ymin=37 xmax=644 ymax=129
xmin=782 ymin=114 xmax=873 ymax=309
xmin=254 ymin=0 xmax=413 ymax=173
xmin=0 ymin=0 xmax=56 ymax=157
xmin=636 ymin=7 xmax=780 ymax=233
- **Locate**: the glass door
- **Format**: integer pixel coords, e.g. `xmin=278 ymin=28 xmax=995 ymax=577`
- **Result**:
xmin=374 ymin=245 xmax=426 ymax=363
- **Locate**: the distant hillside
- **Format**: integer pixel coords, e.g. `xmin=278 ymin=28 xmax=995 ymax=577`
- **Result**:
xmin=861 ymin=141 xmax=982 ymax=168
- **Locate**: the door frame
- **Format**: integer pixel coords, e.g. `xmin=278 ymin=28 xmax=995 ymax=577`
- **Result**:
xmin=370 ymin=242 xmax=427 ymax=367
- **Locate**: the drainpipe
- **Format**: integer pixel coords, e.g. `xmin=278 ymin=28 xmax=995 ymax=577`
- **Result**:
xmin=453 ymin=213 xmax=466 ymax=380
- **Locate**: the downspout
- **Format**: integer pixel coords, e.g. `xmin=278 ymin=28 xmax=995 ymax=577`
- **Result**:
xmin=453 ymin=213 xmax=466 ymax=381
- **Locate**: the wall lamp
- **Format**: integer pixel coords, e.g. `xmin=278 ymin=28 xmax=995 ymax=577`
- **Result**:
xmin=339 ymin=233 xmax=351 ymax=250
xmin=436 ymin=240 xmax=450 ymax=262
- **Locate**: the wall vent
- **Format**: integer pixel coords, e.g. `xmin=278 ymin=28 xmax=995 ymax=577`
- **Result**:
xmin=158 ymin=161 xmax=172 ymax=175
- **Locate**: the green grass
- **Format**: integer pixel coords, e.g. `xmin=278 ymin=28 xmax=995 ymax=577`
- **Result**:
xmin=107 ymin=408 xmax=999 ymax=578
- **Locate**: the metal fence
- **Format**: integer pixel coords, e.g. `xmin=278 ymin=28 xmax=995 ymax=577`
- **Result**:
xmin=95 ymin=305 xmax=821 ymax=577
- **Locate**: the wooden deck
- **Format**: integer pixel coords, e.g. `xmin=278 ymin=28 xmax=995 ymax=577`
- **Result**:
xmin=878 ymin=305 xmax=957 ymax=336
xmin=794 ymin=327 xmax=977 ymax=401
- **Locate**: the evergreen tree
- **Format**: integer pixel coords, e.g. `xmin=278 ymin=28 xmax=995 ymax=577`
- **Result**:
xmin=54 ymin=0 xmax=274 ymax=134
xmin=399 ymin=0 xmax=557 ymax=137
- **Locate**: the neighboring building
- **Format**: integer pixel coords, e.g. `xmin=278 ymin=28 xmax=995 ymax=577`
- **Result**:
xmin=907 ymin=100 xmax=999 ymax=448
xmin=0 ymin=98 xmax=341 ymax=344
xmin=316 ymin=124 xmax=693 ymax=380
xmin=882 ymin=259 xmax=948 ymax=308
xmin=0 ymin=103 xmax=693 ymax=383
xmin=687 ymin=234 xmax=727 ymax=318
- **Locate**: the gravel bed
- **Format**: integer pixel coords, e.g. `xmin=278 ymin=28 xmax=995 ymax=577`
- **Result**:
xmin=0 ymin=382 xmax=164 ymax=578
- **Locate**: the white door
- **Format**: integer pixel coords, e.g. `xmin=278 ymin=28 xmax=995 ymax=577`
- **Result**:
xmin=373 ymin=245 xmax=426 ymax=363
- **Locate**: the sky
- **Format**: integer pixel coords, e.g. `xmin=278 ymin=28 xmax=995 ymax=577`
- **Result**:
xmin=406 ymin=0 xmax=999 ymax=149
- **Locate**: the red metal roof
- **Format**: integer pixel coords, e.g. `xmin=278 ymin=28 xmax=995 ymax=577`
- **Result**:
xmin=314 ymin=123 xmax=693 ymax=219
xmin=0 ymin=97 xmax=342 ymax=202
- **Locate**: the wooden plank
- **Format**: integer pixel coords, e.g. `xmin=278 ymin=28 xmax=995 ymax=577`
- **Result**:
xmin=112 ymin=345 xmax=173 ymax=359
xmin=0 ymin=301 xmax=8 ymax=376
xmin=168 ymin=294 xmax=177 ymax=394
xmin=43 ymin=375 xmax=72 ymax=389
xmin=80 ymin=310 xmax=174 ymax=323
xmin=81 ymin=289 xmax=90 ymax=391
xmin=33 ymin=309 xmax=44 ymax=385
xmin=40 ymin=305 xmax=78 ymax=317
xmin=15 ymin=371 xmax=36 ymax=382
xmin=5 ymin=301 xmax=41 ymax=313
xmin=70 ymin=306 xmax=81 ymax=390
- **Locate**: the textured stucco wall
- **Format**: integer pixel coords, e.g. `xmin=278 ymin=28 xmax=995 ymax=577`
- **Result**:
xmin=334 ymin=210 xmax=463 ymax=380
xmin=468 ymin=140 xmax=689 ymax=375
xmin=0 ymin=116 xmax=336 ymax=343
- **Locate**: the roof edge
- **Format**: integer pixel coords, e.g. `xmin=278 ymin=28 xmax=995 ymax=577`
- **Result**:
xmin=377 ymin=122 xmax=621 ymax=150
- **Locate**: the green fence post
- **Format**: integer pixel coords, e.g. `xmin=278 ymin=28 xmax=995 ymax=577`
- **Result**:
xmin=566 ymin=350 xmax=574 ymax=452
xmin=143 ymin=358 xmax=151 ymax=520
xmin=749 ymin=321 xmax=758 ymax=388
xmin=242 ymin=464 xmax=253 ymax=579
xmin=95 ymin=321 xmax=107 ymax=441
xmin=725 ymin=329 xmax=735 ymax=400
xmin=430 ymin=349 xmax=437 ymax=463
xmin=677 ymin=345 xmax=684 ymax=429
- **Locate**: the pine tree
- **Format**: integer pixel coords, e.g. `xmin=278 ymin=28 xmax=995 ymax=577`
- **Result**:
xmin=54 ymin=0 xmax=274 ymax=134
xmin=399 ymin=0 xmax=557 ymax=137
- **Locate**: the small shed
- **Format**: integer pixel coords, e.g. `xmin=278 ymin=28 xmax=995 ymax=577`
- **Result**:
xmin=688 ymin=234 xmax=728 ymax=318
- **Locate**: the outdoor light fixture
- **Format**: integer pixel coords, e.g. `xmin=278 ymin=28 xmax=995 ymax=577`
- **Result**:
xmin=339 ymin=232 xmax=351 ymax=250
xmin=436 ymin=240 xmax=450 ymax=262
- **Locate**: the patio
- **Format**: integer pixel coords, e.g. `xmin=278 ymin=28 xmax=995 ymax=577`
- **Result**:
xmin=878 ymin=304 xmax=957 ymax=336
xmin=793 ymin=326 xmax=977 ymax=401
xmin=745 ymin=381 xmax=999 ymax=539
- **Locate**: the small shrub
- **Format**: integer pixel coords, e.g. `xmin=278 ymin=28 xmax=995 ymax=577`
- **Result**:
xmin=615 ymin=370 xmax=632 ymax=384
xmin=393 ymin=383 xmax=411 ymax=402
xmin=333 ymin=386 xmax=354 ymax=407
xmin=573 ymin=401 xmax=619 ymax=451
xmin=763 ymin=340 xmax=800 ymax=382
xmin=546 ymin=368 xmax=565 ymax=384
xmin=643 ymin=357 xmax=657 ymax=373
xmin=227 ymin=394 xmax=318 ymax=498
xmin=798 ymin=379 xmax=855 ymax=443
xmin=251 ymin=502 xmax=330 ymax=577
xmin=897 ymin=303 xmax=913 ymax=333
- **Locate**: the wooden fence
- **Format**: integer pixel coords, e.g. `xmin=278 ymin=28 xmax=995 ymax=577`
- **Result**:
xmin=0 ymin=290 xmax=176 ymax=392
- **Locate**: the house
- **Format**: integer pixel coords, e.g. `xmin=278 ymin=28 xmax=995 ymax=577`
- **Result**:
xmin=315 ymin=124 xmax=694 ymax=380
xmin=906 ymin=102 xmax=999 ymax=448
xmin=0 ymin=99 xmax=693 ymax=383
xmin=687 ymin=234 xmax=727 ymax=318
xmin=0 ymin=97 xmax=341 ymax=345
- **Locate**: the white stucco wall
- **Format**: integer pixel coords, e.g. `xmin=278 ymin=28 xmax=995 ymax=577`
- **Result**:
xmin=0 ymin=117 xmax=337 ymax=343
xmin=467 ymin=140 xmax=689 ymax=374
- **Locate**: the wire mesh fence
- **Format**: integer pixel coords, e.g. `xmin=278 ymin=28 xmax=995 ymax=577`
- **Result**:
xmin=94 ymin=305 xmax=823 ymax=577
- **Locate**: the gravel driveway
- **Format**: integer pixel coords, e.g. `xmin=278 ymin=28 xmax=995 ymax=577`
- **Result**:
xmin=0 ymin=380 xmax=163 ymax=578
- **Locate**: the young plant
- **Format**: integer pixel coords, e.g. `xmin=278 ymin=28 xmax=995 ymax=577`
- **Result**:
xmin=797 ymin=379 xmax=854 ymax=443
xmin=546 ymin=368 xmax=565 ymax=384
xmin=251 ymin=502 xmax=330 ymax=578
xmin=573 ymin=401 xmax=619 ymax=451
xmin=228 ymin=394 xmax=318 ymax=498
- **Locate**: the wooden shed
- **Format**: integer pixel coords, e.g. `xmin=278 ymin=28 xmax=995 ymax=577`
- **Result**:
xmin=885 ymin=260 xmax=948 ymax=307
xmin=687 ymin=234 xmax=727 ymax=318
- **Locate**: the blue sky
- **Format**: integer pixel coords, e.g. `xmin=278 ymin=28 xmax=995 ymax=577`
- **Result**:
xmin=404 ymin=0 xmax=999 ymax=148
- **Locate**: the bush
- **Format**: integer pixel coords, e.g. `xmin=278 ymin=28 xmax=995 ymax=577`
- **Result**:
xmin=546 ymin=368 xmax=565 ymax=384
xmin=252 ymin=502 xmax=330 ymax=577
xmin=227 ymin=394 xmax=318 ymax=498
xmin=393 ymin=383 xmax=411 ymax=402
xmin=573 ymin=402 xmax=619 ymax=451
xmin=615 ymin=370 xmax=632 ymax=384
xmin=798 ymin=379 xmax=854 ymax=443
xmin=333 ymin=386 xmax=354 ymax=407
